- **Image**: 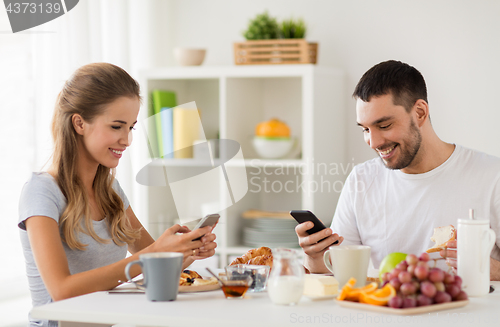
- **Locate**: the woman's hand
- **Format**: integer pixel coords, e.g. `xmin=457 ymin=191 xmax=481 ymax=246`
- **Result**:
xmin=153 ymin=224 xmax=217 ymax=260
xmin=177 ymin=225 xmax=217 ymax=260
xmin=153 ymin=224 xmax=208 ymax=257
xmin=192 ymin=231 xmax=217 ymax=260
xmin=153 ymin=224 xmax=217 ymax=270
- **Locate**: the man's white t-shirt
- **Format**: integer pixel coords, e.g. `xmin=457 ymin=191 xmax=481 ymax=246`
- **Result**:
xmin=331 ymin=144 xmax=500 ymax=267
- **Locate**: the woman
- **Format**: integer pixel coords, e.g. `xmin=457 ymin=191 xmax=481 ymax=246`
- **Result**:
xmin=18 ymin=63 xmax=217 ymax=327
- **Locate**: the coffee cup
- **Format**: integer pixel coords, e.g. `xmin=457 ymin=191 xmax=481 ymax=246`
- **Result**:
xmin=124 ymin=252 xmax=183 ymax=301
xmin=323 ymin=245 xmax=371 ymax=287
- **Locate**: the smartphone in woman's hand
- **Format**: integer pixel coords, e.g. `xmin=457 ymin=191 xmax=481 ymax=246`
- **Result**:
xmin=192 ymin=214 xmax=220 ymax=241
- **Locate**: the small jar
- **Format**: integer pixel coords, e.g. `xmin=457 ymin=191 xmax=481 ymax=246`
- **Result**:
xmin=267 ymin=248 xmax=304 ymax=305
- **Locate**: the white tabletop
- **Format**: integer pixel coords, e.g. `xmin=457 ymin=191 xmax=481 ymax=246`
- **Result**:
xmin=31 ymin=281 xmax=500 ymax=327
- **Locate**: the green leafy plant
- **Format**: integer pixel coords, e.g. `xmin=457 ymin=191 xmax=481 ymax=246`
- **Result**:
xmin=280 ymin=18 xmax=307 ymax=39
xmin=243 ymin=11 xmax=280 ymax=40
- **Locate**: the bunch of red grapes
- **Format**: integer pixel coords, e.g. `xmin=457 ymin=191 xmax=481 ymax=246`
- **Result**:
xmin=381 ymin=252 xmax=468 ymax=308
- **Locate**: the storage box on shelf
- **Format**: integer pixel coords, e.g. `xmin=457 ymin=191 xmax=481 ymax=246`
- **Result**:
xmin=131 ymin=65 xmax=345 ymax=267
xmin=233 ymin=39 xmax=318 ymax=65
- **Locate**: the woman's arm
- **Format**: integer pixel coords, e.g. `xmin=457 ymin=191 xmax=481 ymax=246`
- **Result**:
xmin=26 ymin=214 xmax=213 ymax=301
xmin=125 ymin=206 xmax=154 ymax=254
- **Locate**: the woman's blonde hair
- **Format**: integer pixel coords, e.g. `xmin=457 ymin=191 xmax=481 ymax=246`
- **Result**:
xmin=51 ymin=62 xmax=141 ymax=250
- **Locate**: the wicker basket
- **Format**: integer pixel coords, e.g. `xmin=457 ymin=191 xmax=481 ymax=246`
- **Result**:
xmin=234 ymin=39 xmax=318 ymax=65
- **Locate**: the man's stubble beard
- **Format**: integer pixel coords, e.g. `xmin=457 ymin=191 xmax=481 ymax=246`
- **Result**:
xmin=380 ymin=120 xmax=422 ymax=170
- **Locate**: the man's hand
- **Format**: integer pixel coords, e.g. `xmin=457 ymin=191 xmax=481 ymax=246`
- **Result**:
xmin=296 ymin=222 xmax=343 ymax=273
xmin=441 ymin=240 xmax=500 ymax=280
xmin=440 ymin=240 xmax=457 ymax=274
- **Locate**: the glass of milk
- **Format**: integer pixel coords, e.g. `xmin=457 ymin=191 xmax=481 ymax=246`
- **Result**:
xmin=267 ymin=248 xmax=305 ymax=305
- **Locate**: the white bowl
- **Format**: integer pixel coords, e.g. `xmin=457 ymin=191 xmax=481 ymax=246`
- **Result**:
xmin=174 ymin=48 xmax=206 ymax=66
xmin=252 ymin=137 xmax=295 ymax=159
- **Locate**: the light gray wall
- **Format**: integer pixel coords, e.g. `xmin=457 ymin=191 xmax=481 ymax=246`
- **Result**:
xmin=166 ymin=0 xmax=500 ymax=165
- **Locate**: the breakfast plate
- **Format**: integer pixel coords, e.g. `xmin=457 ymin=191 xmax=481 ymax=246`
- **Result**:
xmin=109 ymin=276 xmax=220 ymax=294
xmin=179 ymin=283 xmax=220 ymax=293
xmin=179 ymin=277 xmax=220 ymax=293
xmin=335 ymin=299 xmax=469 ymax=315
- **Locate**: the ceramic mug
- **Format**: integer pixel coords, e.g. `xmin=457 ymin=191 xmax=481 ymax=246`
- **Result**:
xmin=125 ymin=252 xmax=183 ymax=301
xmin=323 ymin=245 xmax=371 ymax=287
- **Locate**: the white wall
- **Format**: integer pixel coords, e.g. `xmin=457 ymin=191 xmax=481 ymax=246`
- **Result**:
xmin=167 ymin=0 xmax=500 ymax=164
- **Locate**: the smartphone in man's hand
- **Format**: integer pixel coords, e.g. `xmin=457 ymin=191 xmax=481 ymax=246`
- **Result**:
xmin=290 ymin=210 xmax=339 ymax=245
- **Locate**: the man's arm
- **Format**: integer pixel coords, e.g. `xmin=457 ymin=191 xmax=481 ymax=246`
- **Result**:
xmin=490 ymin=257 xmax=500 ymax=281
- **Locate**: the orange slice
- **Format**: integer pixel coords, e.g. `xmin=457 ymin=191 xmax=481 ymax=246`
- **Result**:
xmin=359 ymin=284 xmax=396 ymax=306
xmin=336 ymin=277 xmax=357 ymax=301
xmin=344 ymin=282 xmax=378 ymax=301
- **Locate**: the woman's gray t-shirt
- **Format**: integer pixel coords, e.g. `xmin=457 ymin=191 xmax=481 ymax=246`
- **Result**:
xmin=18 ymin=172 xmax=130 ymax=327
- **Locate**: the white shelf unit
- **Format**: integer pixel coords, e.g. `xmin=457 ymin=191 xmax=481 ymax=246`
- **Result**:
xmin=132 ymin=65 xmax=345 ymax=267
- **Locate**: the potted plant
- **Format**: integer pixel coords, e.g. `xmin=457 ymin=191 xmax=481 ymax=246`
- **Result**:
xmin=234 ymin=12 xmax=317 ymax=65
xmin=280 ymin=18 xmax=307 ymax=39
xmin=243 ymin=11 xmax=279 ymax=40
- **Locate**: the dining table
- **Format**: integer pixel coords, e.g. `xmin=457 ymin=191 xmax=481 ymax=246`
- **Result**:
xmin=30 ymin=281 xmax=500 ymax=327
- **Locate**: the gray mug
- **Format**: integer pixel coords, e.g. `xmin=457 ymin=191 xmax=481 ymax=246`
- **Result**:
xmin=125 ymin=252 xmax=183 ymax=301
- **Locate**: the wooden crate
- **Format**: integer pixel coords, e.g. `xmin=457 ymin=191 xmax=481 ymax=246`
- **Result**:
xmin=234 ymin=39 xmax=318 ymax=65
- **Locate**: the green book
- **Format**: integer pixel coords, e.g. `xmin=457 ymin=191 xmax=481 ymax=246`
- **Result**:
xmin=151 ymin=90 xmax=177 ymax=158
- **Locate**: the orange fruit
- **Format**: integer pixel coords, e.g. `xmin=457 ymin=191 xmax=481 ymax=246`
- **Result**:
xmin=255 ymin=118 xmax=290 ymax=138
xmin=336 ymin=277 xmax=357 ymax=301
xmin=359 ymin=284 xmax=396 ymax=306
xmin=344 ymin=282 xmax=378 ymax=301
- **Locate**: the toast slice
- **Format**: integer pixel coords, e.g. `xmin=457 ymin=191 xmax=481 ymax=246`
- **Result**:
xmin=426 ymin=225 xmax=456 ymax=253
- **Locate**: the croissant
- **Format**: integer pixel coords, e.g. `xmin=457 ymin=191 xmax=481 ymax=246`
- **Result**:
xmin=247 ymin=254 xmax=273 ymax=269
xmin=247 ymin=246 xmax=272 ymax=258
xmin=230 ymin=247 xmax=273 ymax=267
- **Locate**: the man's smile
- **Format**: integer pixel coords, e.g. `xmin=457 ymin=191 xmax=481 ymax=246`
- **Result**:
xmin=377 ymin=144 xmax=397 ymax=158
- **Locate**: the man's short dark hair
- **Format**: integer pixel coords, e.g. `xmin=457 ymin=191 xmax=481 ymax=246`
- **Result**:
xmin=353 ymin=60 xmax=428 ymax=112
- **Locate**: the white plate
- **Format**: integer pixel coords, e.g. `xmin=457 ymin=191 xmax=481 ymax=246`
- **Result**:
xmin=179 ymin=282 xmax=220 ymax=293
xmin=335 ymin=299 xmax=469 ymax=315
xmin=110 ymin=276 xmax=220 ymax=294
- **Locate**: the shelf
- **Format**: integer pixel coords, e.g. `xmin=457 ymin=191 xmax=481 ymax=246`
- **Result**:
xmin=147 ymin=158 xmax=304 ymax=167
xmin=135 ymin=65 xmax=345 ymax=268
xmin=141 ymin=65 xmax=343 ymax=80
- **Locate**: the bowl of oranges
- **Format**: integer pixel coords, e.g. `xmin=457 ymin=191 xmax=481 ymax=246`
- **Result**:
xmin=253 ymin=118 xmax=295 ymax=159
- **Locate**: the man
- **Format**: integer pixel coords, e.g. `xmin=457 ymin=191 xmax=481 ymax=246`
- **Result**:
xmin=296 ymin=60 xmax=500 ymax=280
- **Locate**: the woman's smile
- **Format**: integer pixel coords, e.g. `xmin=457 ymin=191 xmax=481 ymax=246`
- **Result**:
xmin=110 ymin=148 xmax=125 ymax=158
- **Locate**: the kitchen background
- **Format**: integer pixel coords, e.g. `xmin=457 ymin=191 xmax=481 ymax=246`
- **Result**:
xmin=1 ymin=0 xmax=499 ymax=325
